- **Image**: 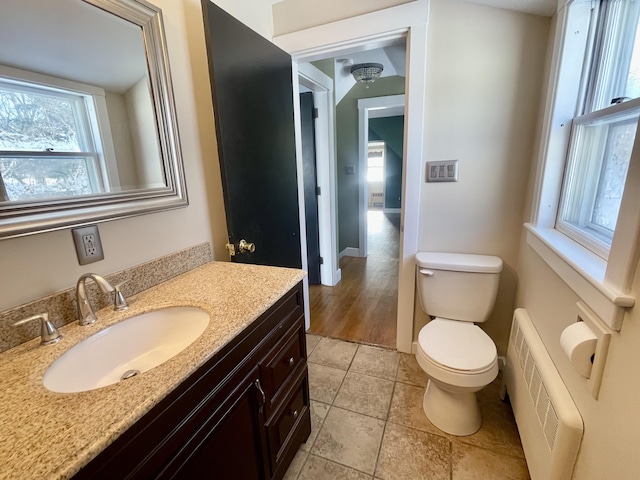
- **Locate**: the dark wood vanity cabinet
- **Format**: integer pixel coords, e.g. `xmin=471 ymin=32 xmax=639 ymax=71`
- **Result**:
xmin=75 ymin=282 xmax=310 ymax=480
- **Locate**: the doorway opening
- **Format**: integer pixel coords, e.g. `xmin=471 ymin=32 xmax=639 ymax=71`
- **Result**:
xmin=299 ymin=47 xmax=406 ymax=348
xmin=277 ymin=1 xmax=428 ymax=352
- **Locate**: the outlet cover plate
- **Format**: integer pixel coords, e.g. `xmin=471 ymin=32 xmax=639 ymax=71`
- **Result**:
xmin=72 ymin=225 xmax=105 ymax=265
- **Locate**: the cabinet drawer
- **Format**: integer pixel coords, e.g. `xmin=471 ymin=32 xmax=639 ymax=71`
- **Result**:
xmin=266 ymin=370 xmax=309 ymax=470
xmin=260 ymin=321 xmax=304 ymax=415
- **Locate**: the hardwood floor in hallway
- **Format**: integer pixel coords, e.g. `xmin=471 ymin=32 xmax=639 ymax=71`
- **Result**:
xmin=308 ymin=210 xmax=399 ymax=348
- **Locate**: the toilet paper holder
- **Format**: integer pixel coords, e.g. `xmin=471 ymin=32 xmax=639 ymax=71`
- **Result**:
xmin=565 ymin=302 xmax=612 ymax=400
xmin=560 ymin=321 xmax=598 ymax=378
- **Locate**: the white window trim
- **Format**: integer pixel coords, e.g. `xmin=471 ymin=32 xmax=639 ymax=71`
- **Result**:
xmin=528 ymin=0 xmax=638 ymax=330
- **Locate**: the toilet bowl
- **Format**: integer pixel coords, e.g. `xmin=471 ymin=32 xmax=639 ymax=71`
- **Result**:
xmin=414 ymin=252 xmax=502 ymax=436
xmin=416 ymin=318 xmax=498 ymax=435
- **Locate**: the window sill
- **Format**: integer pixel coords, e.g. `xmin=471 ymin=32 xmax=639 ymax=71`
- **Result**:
xmin=524 ymin=223 xmax=634 ymax=330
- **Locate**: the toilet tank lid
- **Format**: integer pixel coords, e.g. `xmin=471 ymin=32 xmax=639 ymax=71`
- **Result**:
xmin=415 ymin=252 xmax=503 ymax=273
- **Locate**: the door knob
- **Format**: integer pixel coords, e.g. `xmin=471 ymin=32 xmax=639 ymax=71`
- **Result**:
xmin=238 ymin=239 xmax=255 ymax=253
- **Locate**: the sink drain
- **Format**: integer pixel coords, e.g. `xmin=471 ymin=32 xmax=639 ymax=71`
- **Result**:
xmin=121 ymin=369 xmax=140 ymax=381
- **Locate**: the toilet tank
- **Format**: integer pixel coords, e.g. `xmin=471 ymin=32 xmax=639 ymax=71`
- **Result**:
xmin=415 ymin=252 xmax=502 ymax=323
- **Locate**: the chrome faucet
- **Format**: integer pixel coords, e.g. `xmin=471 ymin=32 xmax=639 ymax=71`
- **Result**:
xmin=76 ymin=273 xmax=129 ymax=326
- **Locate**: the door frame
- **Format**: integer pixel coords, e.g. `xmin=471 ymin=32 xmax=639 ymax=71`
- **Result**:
xmin=298 ymin=63 xmax=340 ymax=287
xmin=274 ymin=0 xmax=428 ymax=353
xmin=358 ymin=94 xmax=405 ymax=258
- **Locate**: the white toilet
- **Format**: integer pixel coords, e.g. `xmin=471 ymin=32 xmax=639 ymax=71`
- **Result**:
xmin=414 ymin=252 xmax=502 ymax=436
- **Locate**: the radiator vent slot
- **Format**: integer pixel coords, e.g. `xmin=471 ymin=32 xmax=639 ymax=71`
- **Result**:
xmin=504 ymin=309 xmax=583 ymax=480
xmin=510 ymin=324 xmax=559 ymax=452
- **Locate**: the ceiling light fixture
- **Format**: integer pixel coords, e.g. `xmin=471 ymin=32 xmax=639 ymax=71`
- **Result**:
xmin=350 ymin=63 xmax=384 ymax=88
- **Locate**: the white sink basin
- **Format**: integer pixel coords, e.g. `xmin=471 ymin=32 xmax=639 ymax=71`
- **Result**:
xmin=43 ymin=307 xmax=210 ymax=393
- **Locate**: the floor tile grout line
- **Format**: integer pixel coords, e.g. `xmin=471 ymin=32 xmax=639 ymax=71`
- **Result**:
xmin=384 ymin=381 xmax=397 ymax=421
xmin=303 ymin=400 xmax=331 ymax=455
xmin=305 ymin=450 xmax=378 ymax=478
xmin=371 ymin=380 xmax=397 ymax=479
xmin=372 ymin=419 xmax=388 ymax=480
xmin=291 ymin=450 xmax=310 ymax=480
xmin=324 ymin=402 xmax=394 ymax=424
xmin=451 ymin=438 xmax=527 ymax=461
xmin=343 ymin=368 xmax=397 ymax=384
xmin=385 ymin=415 xmax=451 ymax=442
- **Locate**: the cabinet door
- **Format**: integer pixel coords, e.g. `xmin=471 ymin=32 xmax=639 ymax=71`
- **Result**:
xmin=158 ymin=367 xmax=269 ymax=480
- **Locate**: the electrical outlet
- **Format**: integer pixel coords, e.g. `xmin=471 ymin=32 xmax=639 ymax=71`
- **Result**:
xmin=72 ymin=225 xmax=105 ymax=265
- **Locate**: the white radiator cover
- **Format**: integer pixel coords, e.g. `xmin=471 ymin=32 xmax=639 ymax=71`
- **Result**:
xmin=504 ymin=309 xmax=583 ymax=480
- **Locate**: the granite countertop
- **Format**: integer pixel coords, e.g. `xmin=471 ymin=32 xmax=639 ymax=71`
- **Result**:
xmin=0 ymin=261 xmax=305 ymax=480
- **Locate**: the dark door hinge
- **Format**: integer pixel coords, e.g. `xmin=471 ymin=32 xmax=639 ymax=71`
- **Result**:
xmin=319 ymin=256 xmax=323 ymax=265
xmin=312 ymin=108 xmax=319 ymax=119
xmin=315 ymin=186 xmax=321 ymax=196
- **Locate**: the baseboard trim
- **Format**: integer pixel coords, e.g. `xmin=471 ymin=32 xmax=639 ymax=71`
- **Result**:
xmin=339 ymin=247 xmax=360 ymax=258
xmin=383 ymin=208 xmax=401 ymax=214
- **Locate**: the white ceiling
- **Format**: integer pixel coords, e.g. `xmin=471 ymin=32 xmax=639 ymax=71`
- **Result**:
xmin=0 ymin=0 xmax=148 ymax=94
xmin=332 ymin=41 xmax=407 ymax=103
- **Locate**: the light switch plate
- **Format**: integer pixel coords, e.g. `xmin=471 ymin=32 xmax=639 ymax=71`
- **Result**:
xmin=426 ymin=160 xmax=458 ymax=182
xmin=72 ymin=225 xmax=105 ymax=265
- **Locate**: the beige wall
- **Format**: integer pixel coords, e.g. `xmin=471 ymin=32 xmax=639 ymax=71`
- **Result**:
xmin=210 ymin=0 xmax=274 ymax=39
xmin=416 ymin=0 xmax=550 ymax=354
xmin=104 ymin=90 xmax=138 ymax=190
xmin=516 ymin=240 xmax=640 ymax=478
xmin=515 ymin=9 xmax=640 ymax=480
xmin=126 ymin=76 xmax=164 ymax=188
xmin=0 ymin=0 xmax=232 ymax=312
xmin=273 ymin=0 xmax=416 ymax=36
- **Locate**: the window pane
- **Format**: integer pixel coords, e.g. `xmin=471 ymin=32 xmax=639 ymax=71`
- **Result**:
xmin=590 ymin=0 xmax=640 ymax=110
xmin=0 ymin=156 xmax=96 ymax=201
xmin=0 ymin=85 xmax=83 ymax=152
xmin=560 ymin=112 xmax=637 ymax=246
xmin=368 ymin=166 xmax=384 ymax=182
xmin=591 ymin=119 xmax=635 ymax=231
xmin=625 ymin=20 xmax=640 ymax=98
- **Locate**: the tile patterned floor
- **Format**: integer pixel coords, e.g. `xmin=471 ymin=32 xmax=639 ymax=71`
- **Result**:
xmin=285 ymin=335 xmax=530 ymax=480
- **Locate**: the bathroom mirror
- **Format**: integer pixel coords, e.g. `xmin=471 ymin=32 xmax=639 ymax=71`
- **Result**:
xmin=0 ymin=0 xmax=188 ymax=239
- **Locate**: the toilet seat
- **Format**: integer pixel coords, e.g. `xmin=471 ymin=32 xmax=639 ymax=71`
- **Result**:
xmin=418 ymin=318 xmax=497 ymax=373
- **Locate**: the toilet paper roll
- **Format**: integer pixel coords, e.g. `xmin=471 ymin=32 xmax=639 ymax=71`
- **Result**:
xmin=560 ymin=321 xmax=597 ymax=378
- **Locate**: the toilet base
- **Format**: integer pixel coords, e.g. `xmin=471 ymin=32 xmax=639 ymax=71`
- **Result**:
xmin=422 ymin=379 xmax=482 ymax=436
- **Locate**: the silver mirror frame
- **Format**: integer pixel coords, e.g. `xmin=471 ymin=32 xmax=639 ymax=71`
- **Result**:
xmin=0 ymin=0 xmax=188 ymax=239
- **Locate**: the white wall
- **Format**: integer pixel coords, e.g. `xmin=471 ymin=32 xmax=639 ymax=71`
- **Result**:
xmin=272 ymin=0 xmax=415 ymax=36
xmin=105 ymin=90 xmax=138 ymax=190
xmin=125 ymin=76 xmax=164 ymax=188
xmin=416 ymin=0 xmax=550 ymax=354
xmin=0 ymin=0 xmax=231 ymax=312
xmin=211 ymin=0 xmax=274 ymax=39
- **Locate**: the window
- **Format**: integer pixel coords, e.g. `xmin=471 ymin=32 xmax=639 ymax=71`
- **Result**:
xmin=526 ymin=0 xmax=640 ymax=330
xmin=367 ymin=141 xmax=385 ymax=182
xmin=557 ymin=0 xmax=640 ymax=258
xmin=0 ymin=78 xmax=106 ymax=202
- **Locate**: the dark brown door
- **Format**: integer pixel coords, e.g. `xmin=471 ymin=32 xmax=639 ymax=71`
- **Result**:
xmin=300 ymin=92 xmax=321 ymax=284
xmin=202 ymin=1 xmax=302 ymax=269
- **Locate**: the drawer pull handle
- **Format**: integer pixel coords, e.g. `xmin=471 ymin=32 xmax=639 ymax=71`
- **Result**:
xmin=290 ymin=409 xmax=299 ymax=419
xmin=287 ymin=357 xmax=295 ymax=367
xmin=255 ymin=379 xmax=266 ymax=407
